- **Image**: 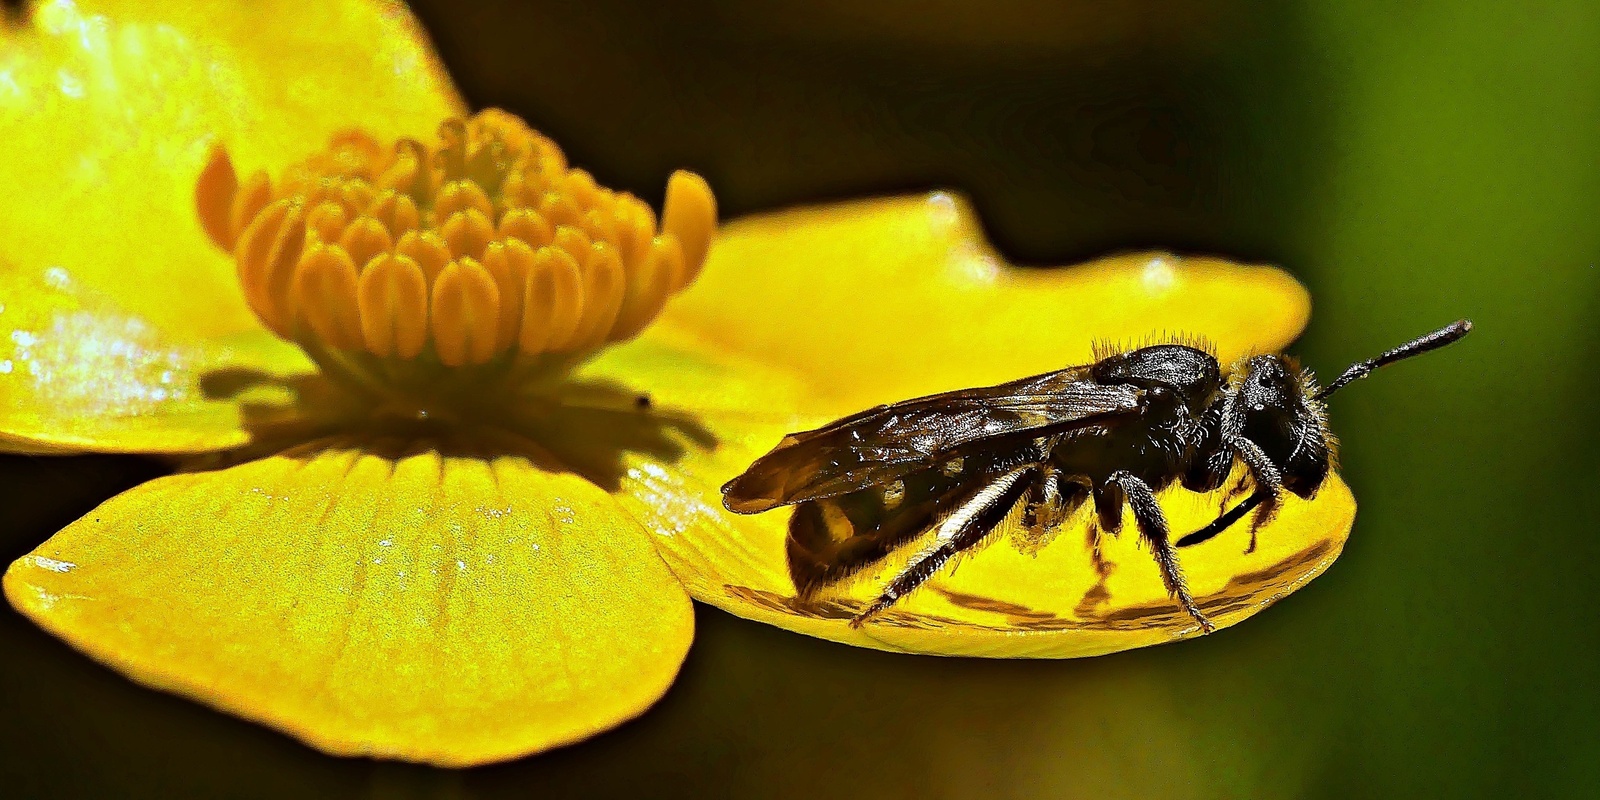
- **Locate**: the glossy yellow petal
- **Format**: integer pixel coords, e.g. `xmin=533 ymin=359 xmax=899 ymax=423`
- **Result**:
xmin=0 ymin=260 xmax=315 ymax=454
xmin=0 ymin=0 xmax=464 ymax=340
xmin=584 ymin=303 xmax=1350 ymax=657
xmin=662 ymin=192 xmax=1310 ymax=414
xmin=3 ymin=435 xmax=694 ymax=766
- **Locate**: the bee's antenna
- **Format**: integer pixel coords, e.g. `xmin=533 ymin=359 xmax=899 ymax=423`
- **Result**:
xmin=1314 ymin=320 xmax=1473 ymax=401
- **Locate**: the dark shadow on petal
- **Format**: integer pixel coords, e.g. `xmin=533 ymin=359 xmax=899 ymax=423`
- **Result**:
xmin=504 ymin=378 xmax=718 ymax=492
xmin=197 ymin=368 xmax=367 ymax=464
xmin=197 ymin=363 xmax=717 ymax=492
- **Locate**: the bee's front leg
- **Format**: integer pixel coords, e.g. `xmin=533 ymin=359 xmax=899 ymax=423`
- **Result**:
xmin=1176 ymin=490 xmax=1269 ymax=548
xmin=1217 ymin=391 xmax=1287 ymax=553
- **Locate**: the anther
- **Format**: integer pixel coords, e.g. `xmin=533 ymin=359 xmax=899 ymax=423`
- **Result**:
xmin=481 ymin=240 xmax=534 ymax=353
xmin=234 ymin=198 xmax=308 ymax=337
xmin=196 ymin=144 xmax=239 ymax=252
xmin=551 ymin=225 xmax=592 ymax=267
xmin=293 ymin=243 xmax=364 ymax=351
xmin=431 ymin=257 xmax=501 ymax=367
xmin=562 ymin=169 xmax=602 ymax=209
xmin=395 ymin=230 xmax=452 ymax=283
xmin=441 ymin=208 xmax=495 ymax=261
xmin=231 ymin=172 xmax=274 ymax=250
xmin=358 ymin=253 xmax=430 ymax=359
xmin=662 ymin=170 xmax=717 ymax=289
xmin=611 ymin=236 xmax=682 ymax=340
xmin=339 ymin=217 xmax=393 ymax=270
xmin=307 ymin=202 xmax=350 ymax=244
xmin=573 ymin=241 xmax=626 ymax=349
xmin=521 ymin=246 xmax=586 ymax=353
xmin=435 ymin=179 xmax=495 ymax=222
xmin=339 ymin=181 xmax=378 ymax=221
xmin=499 ymin=208 xmax=554 ymax=249
xmin=368 ymin=190 xmax=421 ymax=239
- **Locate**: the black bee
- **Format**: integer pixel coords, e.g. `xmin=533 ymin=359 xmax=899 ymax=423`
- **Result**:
xmin=722 ymin=320 xmax=1471 ymax=631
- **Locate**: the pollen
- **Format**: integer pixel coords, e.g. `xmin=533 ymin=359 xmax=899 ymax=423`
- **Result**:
xmin=197 ymin=109 xmax=716 ymax=377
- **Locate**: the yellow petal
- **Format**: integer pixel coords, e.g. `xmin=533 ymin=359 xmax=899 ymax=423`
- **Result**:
xmin=662 ymin=193 xmax=1310 ymax=414
xmin=0 ymin=260 xmax=315 ymax=454
xmin=0 ymin=0 xmax=464 ymax=340
xmin=3 ymin=435 xmax=694 ymax=766
xmin=581 ymin=306 xmax=1350 ymax=658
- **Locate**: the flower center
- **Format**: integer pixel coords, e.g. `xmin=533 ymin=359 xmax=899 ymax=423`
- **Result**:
xmin=196 ymin=109 xmax=715 ymax=411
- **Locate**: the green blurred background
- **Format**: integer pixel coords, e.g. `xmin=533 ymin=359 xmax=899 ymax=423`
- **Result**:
xmin=3 ymin=1 xmax=1597 ymax=797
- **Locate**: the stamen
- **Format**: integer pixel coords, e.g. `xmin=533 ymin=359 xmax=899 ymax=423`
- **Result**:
xmin=196 ymin=144 xmax=238 ymax=252
xmin=197 ymin=109 xmax=718 ymax=390
xmin=431 ymin=257 xmax=501 ymax=367
xmin=499 ymin=208 xmax=554 ymax=250
xmin=306 ymin=202 xmax=350 ymax=244
xmin=662 ymin=171 xmax=717 ymax=289
xmin=520 ymin=246 xmax=586 ymax=353
xmin=481 ymin=240 xmax=533 ymax=352
xmin=436 ymin=179 xmax=495 ymax=221
xmin=396 ymin=230 xmax=452 ymax=283
xmin=573 ymin=241 xmax=626 ymax=349
xmin=368 ymin=190 xmax=421 ymax=239
xmin=231 ymin=172 xmax=274 ymax=251
xmin=338 ymin=217 xmax=393 ymax=269
xmin=234 ymin=198 xmax=308 ymax=338
xmin=358 ymin=253 xmax=430 ymax=360
xmin=293 ymin=243 xmax=364 ymax=351
xmin=441 ymin=208 xmax=495 ymax=262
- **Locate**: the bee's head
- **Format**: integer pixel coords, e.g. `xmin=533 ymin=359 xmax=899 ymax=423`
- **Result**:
xmin=1235 ymin=354 xmax=1333 ymax=497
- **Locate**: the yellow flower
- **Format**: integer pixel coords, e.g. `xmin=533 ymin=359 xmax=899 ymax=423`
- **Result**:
xmin=0 ymin=0 xmax=1354 ymax=766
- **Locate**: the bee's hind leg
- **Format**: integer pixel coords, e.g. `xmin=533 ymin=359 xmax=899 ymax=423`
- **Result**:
xmin=1107 ymin=471 xmax=1215 ymax=633
xmin=851 ymin=466 xmax=1037 ymax=626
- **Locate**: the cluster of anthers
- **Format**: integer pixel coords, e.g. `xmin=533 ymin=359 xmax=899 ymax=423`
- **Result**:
xmin=196 ymin=109 xmax=716 ymax=400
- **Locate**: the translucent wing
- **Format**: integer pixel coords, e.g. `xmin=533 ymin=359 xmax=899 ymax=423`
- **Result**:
xmin=722 ymin=367 xmax=1140 ymax=513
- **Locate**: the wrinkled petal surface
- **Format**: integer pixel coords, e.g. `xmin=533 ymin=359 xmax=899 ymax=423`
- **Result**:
xmin=663 ymin=192 xmax=1311 ymax=414
xmin=3 ymin=436 xmax=694 ymax=765
xmin=0 ymin=260 xmax=314 ymax=453
xmin=0 ymin=0 xmax=464 ymax=340
xmin=596 ymin=221 xmax=1351 ymax=656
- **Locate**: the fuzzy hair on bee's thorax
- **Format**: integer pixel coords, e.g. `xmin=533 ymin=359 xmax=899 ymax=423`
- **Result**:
xmin=1091 ymin=330 xmax=1218 ymax=363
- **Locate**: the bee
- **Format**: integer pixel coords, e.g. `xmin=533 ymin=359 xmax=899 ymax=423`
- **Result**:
xmin=721 ymin=320 xmax=1471 ymax=631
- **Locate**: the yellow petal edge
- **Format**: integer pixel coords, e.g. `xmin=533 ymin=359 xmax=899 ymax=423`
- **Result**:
xmin=662 ymin=192 xmax=1312 ymax=414
xmin=3 ymin=436 xmax=695 ymax=766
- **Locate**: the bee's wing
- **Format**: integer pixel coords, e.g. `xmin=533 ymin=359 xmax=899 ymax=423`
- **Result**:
xmin=721 ymin=367 xmax=1139 ymax=513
